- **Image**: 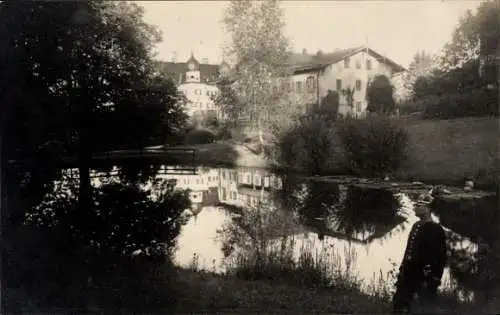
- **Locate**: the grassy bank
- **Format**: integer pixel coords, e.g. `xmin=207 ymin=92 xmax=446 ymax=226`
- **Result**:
xmin=397 ymin=117 xmax=499 ymax=189
xmin=177 ymin=117 xmax=499 ymax=189
xmin=171 ymin=267 xmax=389 ymax=313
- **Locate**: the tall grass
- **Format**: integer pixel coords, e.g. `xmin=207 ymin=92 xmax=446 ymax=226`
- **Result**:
xmin=222 ymin=235 xmax=362 ymax=292
xmin=215 ymin=201 xmax=364 ymax=291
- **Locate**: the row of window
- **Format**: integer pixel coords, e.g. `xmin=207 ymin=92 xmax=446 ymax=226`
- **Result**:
xmin=180 ymin=175 xmax=220 ymax=186
xmin=277 ymin=76 xmax=317 ymax=93
xmin=279 ymin=77 xmax=365 ymax=93
xmin=344 ymin=57 xmax=373 ymax=70
xmin=192 ymin=89 xmax=217 ymax=96
xmin=190 ymin=101 xmax=216 ymax=109
xmin=335 ymin=79 xmax=363 ymax=91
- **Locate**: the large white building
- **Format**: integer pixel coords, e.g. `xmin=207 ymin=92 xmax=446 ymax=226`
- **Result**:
xmin=282 ymin=46 xmax=406 ymax=116
xmin=158 ymin=53 xmax=231 ymax=118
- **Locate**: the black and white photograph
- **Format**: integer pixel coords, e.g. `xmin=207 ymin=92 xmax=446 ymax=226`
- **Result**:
xmin=1 ymin=0 xmax=499 ymax=313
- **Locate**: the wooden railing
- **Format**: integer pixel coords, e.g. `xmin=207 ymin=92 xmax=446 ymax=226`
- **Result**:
xmin=60 ymin=147 xmax=196 ymax=170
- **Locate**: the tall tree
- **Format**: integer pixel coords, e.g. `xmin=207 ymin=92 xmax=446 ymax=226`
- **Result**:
xmin=0 ymin=1 xmax=186 ymax=234
xmin=398 ymin=51 xmax=436 ymax=100
xmin=222 ymin=0 xmax=298 ymax=148
xmin=366 ymin=75 xmax=396 ymax=114
xmin=437 ymin=0 xmax=499 ymax=87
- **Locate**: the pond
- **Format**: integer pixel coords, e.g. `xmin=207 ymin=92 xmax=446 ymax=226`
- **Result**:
xmin=85 ymin=165 xmax=497 ymax=301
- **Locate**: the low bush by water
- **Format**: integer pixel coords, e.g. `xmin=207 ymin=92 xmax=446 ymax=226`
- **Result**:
xmin=338 ymin=116 xmax=409 ymax=177
xmin=275 ymin=115 xmax=409 ymax=177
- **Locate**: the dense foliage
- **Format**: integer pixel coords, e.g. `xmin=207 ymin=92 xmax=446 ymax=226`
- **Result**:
xmin=0 ymin=1 xmax=189 ymax=311
xmin=184 ymin=128 xmax=216 ymax=145
xmin=400 ymin=0 xmax=499 ymax=119
xmin=276 ymin=115 xmax=409 ymax=177
xmin=277 ymin=118 xmax=340 ymax=175
xmin=314 ymin=89 xmax=340 ymax=117
xmin=338 ymin=116 xmax=409 ymax=177
xmin=6 ymin=178 xmax=191 ymax=311
xmin=0 ymin=1 xmax=187 ymax=235
xmin=366 ymin=75 xmax=396 ymax=114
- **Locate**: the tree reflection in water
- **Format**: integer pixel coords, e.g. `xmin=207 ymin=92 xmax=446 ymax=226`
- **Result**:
xmin=214 ymin=169 xmax=499 ymax=304
xmin=276 ymin=176 xmax=405 ymax=243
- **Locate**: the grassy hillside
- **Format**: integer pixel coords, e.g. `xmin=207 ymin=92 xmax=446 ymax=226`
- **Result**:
xmin=399 ymin=117 xmax=499 ymax=188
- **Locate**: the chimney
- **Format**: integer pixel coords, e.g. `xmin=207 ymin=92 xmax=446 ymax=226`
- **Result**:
xmin=202 ymin=58 xmax=209 ymax=64
xmin=302 ymin=48 xmax=308 ymax=55
xmin=171 ymin=51 xmax=177 ymax=63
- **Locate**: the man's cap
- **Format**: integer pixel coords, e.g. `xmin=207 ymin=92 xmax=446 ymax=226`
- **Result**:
xmin=415 ymin=192 xmax=434 ymax=205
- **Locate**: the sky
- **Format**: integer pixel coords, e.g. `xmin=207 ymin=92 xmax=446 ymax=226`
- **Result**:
xmin=139 ymin=0 xmax=482 ymax=68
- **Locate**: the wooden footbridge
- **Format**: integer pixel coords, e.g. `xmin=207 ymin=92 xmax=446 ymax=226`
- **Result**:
xmin=60 ymin=146 xmax=198 ymax=176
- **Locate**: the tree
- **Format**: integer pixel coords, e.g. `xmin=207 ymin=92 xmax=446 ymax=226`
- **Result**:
xmin=340 ymin=87 xmax=356 ymax=114
xmin=222 ymin=0 xmax=297 ymax=149
xmin=0 ymin=2 xmax=186 ymax=236
xmin=211 ymin=80 xmax=243 ymax=124
xmin=398 ymin=51 xmax=436 ymax=101
xmin=366 ymin=75 xmax=396 ymax=114
xmin=317 ymin=89 xmax=340 ymax=116
xmin=437 ymin=0 xmax=499 ymax=87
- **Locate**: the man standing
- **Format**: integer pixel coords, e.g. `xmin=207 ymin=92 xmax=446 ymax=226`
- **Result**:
xmin=392 ymin=192 xmax=448 ymax=314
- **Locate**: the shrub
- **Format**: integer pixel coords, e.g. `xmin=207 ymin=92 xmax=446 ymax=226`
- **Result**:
xmin=277 ymin=118 xmax=342 ymax=175
xmin=183 ymin=128 xmax=215 ymax=145
xmin=366 ymin=75 xmax=397 ymax=114
xmin=406 ymin=89 xmax=499 ymax=120
xmin=397 ymin=100 xmax=425 ymax=116
xmin=337 ymin=116 xmax=409 ymax=177
xmin=200 ymin=111 xmax=219 ymax=129
xmin=213 ymin=121 xmax=234 ymax=141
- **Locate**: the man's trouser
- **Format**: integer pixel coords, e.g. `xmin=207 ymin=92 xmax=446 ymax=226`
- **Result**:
xmin=392 ymin=268 xmax=439 ymax=314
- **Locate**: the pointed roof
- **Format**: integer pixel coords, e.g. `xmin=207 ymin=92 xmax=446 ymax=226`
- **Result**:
xmin=156 ymin=54 xmax=221 ymax=85
xmin=186 ymin=51 xmax=199 ymax=65
xmin=287 ymin=46 xmax=406 ymax=74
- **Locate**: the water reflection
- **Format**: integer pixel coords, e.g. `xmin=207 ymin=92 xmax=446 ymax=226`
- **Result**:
xmin=78 ymin=165 xmax=494 ymax=300
xmin=275 ymin=176 xmax=407 ymax=243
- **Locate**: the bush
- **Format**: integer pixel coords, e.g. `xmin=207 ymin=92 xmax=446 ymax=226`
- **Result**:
xmin=213 ymin=121 xmax=234 ymax=141
xmin=277 ymin=118 xmax=342 ymax=175
xmin=200 ymin=111 xmax=219 ymax=129
xmin=397 ymin=100 xmax=425 ymax=116
xmin=183 ymin=128 xmax=215 ymax=145
xmin=337 ymin=116 xmax=409 ymax=177
xmin=405 ymin=89 xmax=499 ymax=120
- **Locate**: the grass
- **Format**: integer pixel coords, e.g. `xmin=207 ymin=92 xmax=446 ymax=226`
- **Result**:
xmin=397 ymin=117 xmax=499 ymax=189
xmin=171 ymin=267 xmax=390 ymax=314
xmin=173 ymin=245 xmax=499 ymax=314
xmin=7 ymin=234 xmax=498 ymax=314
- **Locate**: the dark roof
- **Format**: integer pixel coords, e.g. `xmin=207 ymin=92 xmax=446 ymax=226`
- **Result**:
xmin=287 ymin=46 xmax=406 ymax=75
xmin=156 ymin=60 xmax=221 ymax=85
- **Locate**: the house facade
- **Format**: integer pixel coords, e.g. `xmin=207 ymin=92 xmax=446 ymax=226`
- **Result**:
xmin=158 ymin=53 xmax=231 ymax=118
xmin=283 ymin=46 xmax=406 ymax=116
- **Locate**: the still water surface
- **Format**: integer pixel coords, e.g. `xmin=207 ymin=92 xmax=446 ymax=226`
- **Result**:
xmin=141 ymin=166 xmax=481 ymax=298
xmin=78 ymin=165 xmax=488 ymax=300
